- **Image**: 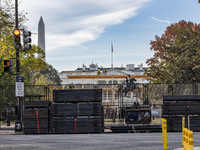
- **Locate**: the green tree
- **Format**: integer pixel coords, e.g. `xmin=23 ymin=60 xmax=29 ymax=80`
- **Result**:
xmin=146 ymin=20 xmax=200 ymax=83
xmin=20 ymin=45 xmax=46 ymax=84
xmin=35 ymin=74 xmax=51 ymax=85
xmin=32 ymin=63 xmax=61 ymax=85
xmin=0 ymin=6 xmax=17 ymax=85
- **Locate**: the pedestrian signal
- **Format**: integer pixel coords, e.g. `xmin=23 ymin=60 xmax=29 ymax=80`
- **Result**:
xmin=4 ymin=59 xmax=13 ymax=73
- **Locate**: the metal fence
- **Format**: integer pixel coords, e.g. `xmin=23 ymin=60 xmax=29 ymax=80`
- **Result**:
xmin=0 ymin=83 xmax=199 ymax=108
xmin=0 ymin=85 xmax=47 ymax=125
xmin=47 ymin=83 xmax=200 ymax=123
xmin=0 ymin=83 xmax=199 ymax=125
xmin=47 ymin=83 xmax=200 ymax=104
xmin=147 ymin=83 xmax=199 ymax=104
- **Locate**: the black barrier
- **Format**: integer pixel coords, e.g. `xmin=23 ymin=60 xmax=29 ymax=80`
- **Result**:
xmin=53 ymin=89 xmax=102 ymax=103
xmin=51 ymin=103 xmax=103 ymax=116
xmin=23 ymin=101 xmax=50 ymax=134
xmin=163 ymin=95 xmax=200 ymax=132
xmin=50 ymin=89 xmax=104 ymax=134
xmin=51 ymin=118 xmax=103 ymax=134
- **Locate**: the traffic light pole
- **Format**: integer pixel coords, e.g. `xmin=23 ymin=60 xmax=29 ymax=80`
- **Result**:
xmin=15 ymin=0 xmax=22 ymax=132
xmin=15 ymin=0 xmax=19 ymax=73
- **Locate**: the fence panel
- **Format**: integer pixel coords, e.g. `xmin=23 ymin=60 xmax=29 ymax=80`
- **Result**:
xmin=24 ymin=85 xmax=47 ymax=101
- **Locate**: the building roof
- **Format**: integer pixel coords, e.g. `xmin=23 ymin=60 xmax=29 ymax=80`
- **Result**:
xmin=67 ymin=75 xmax=151 ymax=79
xmin=59 ymin=64 xmax=149 ymax=74
xmin=64 ymin=67 xmax=148 ymax=72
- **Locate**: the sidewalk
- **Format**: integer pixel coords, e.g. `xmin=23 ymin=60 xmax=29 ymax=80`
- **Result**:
xmin=0 ymin=124 xmax=15 ymax=135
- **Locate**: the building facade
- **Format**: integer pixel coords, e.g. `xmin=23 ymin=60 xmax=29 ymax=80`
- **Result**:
xmin=59 ymin=63 xmax=150 ymax=85
xmin=59 ymin=63 xmax=150 ymax=104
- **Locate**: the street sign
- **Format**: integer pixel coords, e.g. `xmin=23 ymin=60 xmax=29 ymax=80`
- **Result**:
xmin=16 ymin=76 xmax=24 ymax=97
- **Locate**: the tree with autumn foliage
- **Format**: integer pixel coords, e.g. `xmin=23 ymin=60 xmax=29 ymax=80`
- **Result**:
xmin=146 ymin=20 xmax=200 ymax=83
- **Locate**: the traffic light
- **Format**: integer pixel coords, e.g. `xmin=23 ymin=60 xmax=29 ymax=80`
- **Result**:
xmin=13 ymin=29 xmax=21 ymax=50
xmin=23 ymin=30 xmax=32 ymax=50
xmin=4 ymin=59 xmax=13 ymax=73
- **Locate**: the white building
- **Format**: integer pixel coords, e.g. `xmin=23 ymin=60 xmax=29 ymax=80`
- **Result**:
xmin=59 ymin=63 xmax=150 ymax=85
xmin=58 ymin=63 xmax=150 ymax=104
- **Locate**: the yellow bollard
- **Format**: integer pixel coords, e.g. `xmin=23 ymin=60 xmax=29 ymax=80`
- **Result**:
xmin=188 ymin=130 xmax=193 ymax=150
xmin=182 ymin=117 xmax=185 ymax=147
xmin=185 ymin=129 xmax=189 ymax=150
xmin=162 ymin=118 xmax=167 ymax=150
xmin=184 ymin=128 xmax=186 ymax=150
xmin=164 ymin=119 xmax=167 ymax=150
xmin=183 ymin=128 xmax=186 ymax=150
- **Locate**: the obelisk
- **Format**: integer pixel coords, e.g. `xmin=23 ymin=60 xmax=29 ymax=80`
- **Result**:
xmin=38 ymin=16 xmax=45 ymax=61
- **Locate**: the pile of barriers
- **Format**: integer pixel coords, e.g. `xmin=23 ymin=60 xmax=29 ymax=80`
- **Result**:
xmin=162 ymin=95 xmax=200 ymax=132
xmin=23 ymin=89 xmax=104 ymax=134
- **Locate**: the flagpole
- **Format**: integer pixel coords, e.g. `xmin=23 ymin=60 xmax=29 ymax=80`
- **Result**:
xmin=111 ymin=42 xmax=114 ymax=103
xmin=111 ymin=42 xmax=113 ymax=68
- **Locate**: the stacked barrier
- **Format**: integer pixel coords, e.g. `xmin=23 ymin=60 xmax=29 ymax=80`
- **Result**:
xmin=50 ymin=89 xmax=104 ymax=134
xmin=23 ymin=101 xmax=50 ymax=134
xmin=163 ymin=95 xmax=200 ymax=132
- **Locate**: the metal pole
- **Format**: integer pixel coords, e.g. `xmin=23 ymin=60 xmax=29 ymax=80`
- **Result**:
xmin=15 ymin=0 xmax=19 ymax=75
xmin=111 ymin=42 xmax=113 ymax=68
xmin=15 ymin=0 xmax=22 ymax=132
xmin=15 ymin=0 xmax=18 ymax=29
xmin=188 ymin=115 xmax=190 ymax=130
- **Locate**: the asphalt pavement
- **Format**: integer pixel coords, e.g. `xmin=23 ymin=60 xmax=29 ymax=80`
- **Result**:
xmin=0 ymin=123 xmax=200 ymax=150
xmin=0 ymin=132 xmax=200 ymax=150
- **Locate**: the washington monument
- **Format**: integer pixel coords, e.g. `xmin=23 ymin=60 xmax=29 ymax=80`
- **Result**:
xmin=38 ymin=16 xmax=45 ymax=61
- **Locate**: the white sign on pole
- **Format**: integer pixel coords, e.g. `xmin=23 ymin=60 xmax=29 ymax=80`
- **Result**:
xmin=16 ymin=76 xmax=24 ymax=97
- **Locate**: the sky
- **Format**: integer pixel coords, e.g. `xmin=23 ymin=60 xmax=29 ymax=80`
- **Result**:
xmin=16 ymin=0 xmax=200 ymax=72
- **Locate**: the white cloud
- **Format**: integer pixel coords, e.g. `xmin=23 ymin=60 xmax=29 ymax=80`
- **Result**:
xmin=46 ymin=7 xmax=138 ymax=50
xmin=19 ymin=0 xmax=151 ymax=51
xmin=151 ymin=17 xmax=171 ymax=24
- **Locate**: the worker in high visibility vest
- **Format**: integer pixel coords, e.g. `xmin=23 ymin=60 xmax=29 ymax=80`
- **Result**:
xmin=97 ymin=69 xmax=101 ymax=75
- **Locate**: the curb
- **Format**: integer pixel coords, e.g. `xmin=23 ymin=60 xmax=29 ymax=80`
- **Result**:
xmin=174 ymin=147 xmax=200 ymax=150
